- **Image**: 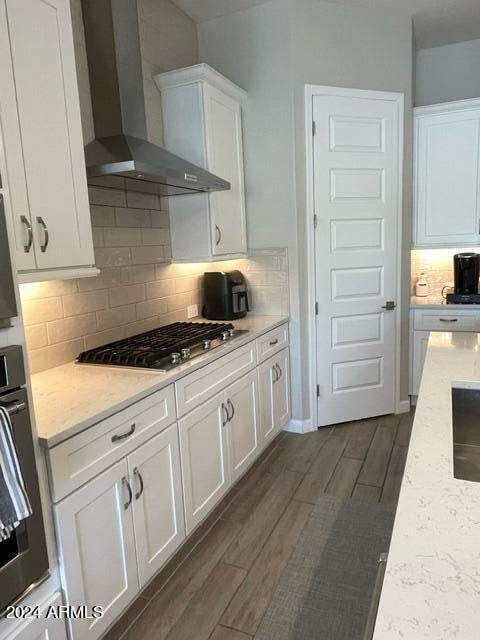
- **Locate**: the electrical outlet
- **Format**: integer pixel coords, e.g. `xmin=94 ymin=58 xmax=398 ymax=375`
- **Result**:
xmin=187 ymin=304 xmax=199 ymax=319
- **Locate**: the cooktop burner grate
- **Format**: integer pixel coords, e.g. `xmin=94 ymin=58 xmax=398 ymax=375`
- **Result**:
xmin=77 ymin=321 xmax=238 ymax=369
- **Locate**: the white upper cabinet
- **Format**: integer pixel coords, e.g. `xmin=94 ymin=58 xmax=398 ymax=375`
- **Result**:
xmin=155 ymin=64 xmax=247 ymax=262
xmin=414 ymin=99 xmax=480 ymax=247
xmin=0 ymin=0 xmax=96 ymax=281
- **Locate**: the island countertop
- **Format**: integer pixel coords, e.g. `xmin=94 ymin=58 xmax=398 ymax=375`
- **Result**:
xmin=31 ymin=315 xmax=288 ymax=448
xmin=374 ymin=331 xmax=480 ymax=639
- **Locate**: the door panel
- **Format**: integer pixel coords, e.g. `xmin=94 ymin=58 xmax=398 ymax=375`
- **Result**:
xmin=257 ymin=356 xmax=276 ymax=448
xmin=5 ymin=0 xmax=93 ymax=270
xmin=313 ymin=90 xmax=402 ymax=425
xmin=225 ymin=370 xmax=259 ymax=483
xmin=128 ymin=425 xmax=185 ymax=588
xmin=205 ymin=84 xmax=247 ymax=256
xmin=54 ymin=461 xmax=138 ymax=640
xmin=415 ymin=109 xmax=480 ymax=246
xmin=273 ymin=349 xmax=290 ymax=430
xmin=178 ymin=393 xmax=229 ymax=533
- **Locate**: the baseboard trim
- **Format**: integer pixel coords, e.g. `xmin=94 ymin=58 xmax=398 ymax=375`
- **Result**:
xmin=283 ymin=419 xmax=316 ymax=434
xmin=396 ymin=399 xmax=411 ymax=414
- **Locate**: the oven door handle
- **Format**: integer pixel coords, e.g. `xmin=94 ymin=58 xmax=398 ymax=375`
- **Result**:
xmin=0 ymin=399 xmax=27 ymax=416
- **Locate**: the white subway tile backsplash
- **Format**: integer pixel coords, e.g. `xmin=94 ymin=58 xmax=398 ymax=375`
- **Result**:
xmin=21 ymin=180 xmax=289 ymax=374
xmin=109 ymin=283 xmax=146 ymax=308
xmin=62 ymin=290 xmax=109 ymax=316
xmin=96 ymin=305 xmax=137 ymax=331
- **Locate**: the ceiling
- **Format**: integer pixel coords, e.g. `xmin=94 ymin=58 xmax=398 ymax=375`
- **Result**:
xmin=171 ymin=0 xmax=480 ymax=50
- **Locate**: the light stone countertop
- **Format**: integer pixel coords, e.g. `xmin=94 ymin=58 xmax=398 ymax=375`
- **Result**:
xmin=374 ymin=331 xmax=480 ymax=639
xmin=32 ymin=315 xmax=288 ymax=448
xmin=411 ymin=294 xmax=480 ymax=310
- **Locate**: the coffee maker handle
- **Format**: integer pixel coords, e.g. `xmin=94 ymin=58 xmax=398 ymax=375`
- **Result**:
xmin=240 ymin=290 xmax=250 ymax=312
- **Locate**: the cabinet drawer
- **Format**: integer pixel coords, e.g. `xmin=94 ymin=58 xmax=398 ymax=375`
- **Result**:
xmin=175 ymin=342 xmax=256 ymax=417
xmin=414 ymin=309 xmax=480 ymax=332
xmin=256 ymin=324 xmax=289 ymax=363
xmin=47 ymin=385 xmax=175 ymax=502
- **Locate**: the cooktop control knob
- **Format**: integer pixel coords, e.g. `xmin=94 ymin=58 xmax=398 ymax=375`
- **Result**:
xmin=203 ymin=339 xmax=212 ymax=350
xmin=221 ymin=331 xmax=230 ymax=341
xmin=170 ymin=352 xmax=181 ymax=365
xmin=228 ymin=328 xmax=235 ymax=337
xmin=181 ymin=348 xmax=191 ymax=360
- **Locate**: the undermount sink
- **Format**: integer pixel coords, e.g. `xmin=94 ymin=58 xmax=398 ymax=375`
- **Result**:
xmin=452 ymin=387 xmax=480 ymax=483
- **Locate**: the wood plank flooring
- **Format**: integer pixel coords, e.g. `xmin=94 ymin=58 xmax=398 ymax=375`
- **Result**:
xmin=104 ymin=410 xmax=414 ymax=640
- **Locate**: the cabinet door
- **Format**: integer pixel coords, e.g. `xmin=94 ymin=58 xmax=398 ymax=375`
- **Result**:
xmin=412 ymin=331 xmax=430 ymax=397
xmin=4 ymin=0 xmax=94 ymax=271
xmin=205 ymin=84 xmax=247 ymax=256
xmin=128 ymin=425 xmax=186 ymax=588
xmin=415 ymin=109 xmax=480 ymax=246
xmin=5 ymin=593 xmax=68 ymax=640
xmin=0 ymin=3 xmax=35 ymax=271
xmin=54 ymin=461 xmax=138 ymax=640
xmin=178 ymin=393 xmax=229 ymax=533
xmin=257 ymin=356 xmax=277 ymax=448
xmin=225 ymin=370 xmax=259 ymax=483
xmin=273 ymin=349 xmax=291 ymax=431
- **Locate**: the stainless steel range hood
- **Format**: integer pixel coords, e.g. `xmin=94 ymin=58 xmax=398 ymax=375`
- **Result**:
xmin=81 ymin=0 xmax=230 ymax=196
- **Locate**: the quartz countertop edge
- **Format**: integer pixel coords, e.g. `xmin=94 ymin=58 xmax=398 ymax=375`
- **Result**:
xmin=410 ymin=295 xmax=480 ymax=309
xmin=32 ymin=315 xmax=289 ymax=449
xmin=374 ymin=331 xmax=480 ymax=640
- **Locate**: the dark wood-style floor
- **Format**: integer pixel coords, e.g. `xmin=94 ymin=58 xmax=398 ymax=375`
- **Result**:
xmin=104 ymin=411 xmax=414 ymax=640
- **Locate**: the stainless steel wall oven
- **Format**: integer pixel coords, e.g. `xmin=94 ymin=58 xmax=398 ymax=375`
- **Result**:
xmin=0 ymin=346 xmax=48 ymax=613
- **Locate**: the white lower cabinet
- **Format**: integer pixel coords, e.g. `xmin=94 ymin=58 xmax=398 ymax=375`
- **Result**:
xmin=5 ymin=593 xmax=68 ymax=640
xmin=128 ymin=425 xmax=185 ymax=588
xmin=411 ymin=330 xmax=430 ymax=397
xmin=54 ymin=461 xmax=138 ymax=640
xmin=258 ymin=348 xmax=291 ymax=447
xmin=178 ymin=393 xmax=229 ymax=534
xmin=225 ymin=370 xmax=259 ymax=484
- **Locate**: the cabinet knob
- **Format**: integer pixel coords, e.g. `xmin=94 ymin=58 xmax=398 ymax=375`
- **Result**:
xmin=215 ymin=225 xmax=222 ymax=246
xmin=21 ymin=216 xmax=33 ymax=253
xmin=36 ymin=216 xmax=49 ymax=253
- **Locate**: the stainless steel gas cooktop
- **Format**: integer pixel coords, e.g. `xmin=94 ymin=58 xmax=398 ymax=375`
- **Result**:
xmin=76 ymin=321 xmax=248 ymax=371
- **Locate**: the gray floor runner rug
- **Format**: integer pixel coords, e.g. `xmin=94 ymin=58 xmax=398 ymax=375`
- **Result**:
xmin=255 ymin=494 xmax=395 ymax=640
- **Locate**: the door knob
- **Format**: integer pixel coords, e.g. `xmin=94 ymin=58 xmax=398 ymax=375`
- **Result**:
xmin=381 ymin=301 xmax=396 ymax=311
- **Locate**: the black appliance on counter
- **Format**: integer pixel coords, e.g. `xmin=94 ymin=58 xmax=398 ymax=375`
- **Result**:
xmin=203 ymin=271 xmax=249 ymax=320
xmin=446 ymin=253 xmax=480 ymax=304
xmin=77 ymin=321 xmax=248 ymax=371
xmin=0 ymin=346 xmax=49 ymax=614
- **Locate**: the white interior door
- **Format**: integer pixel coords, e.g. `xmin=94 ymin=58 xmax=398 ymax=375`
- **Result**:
xmin=313 ymin=88 xmax=402 ymax=426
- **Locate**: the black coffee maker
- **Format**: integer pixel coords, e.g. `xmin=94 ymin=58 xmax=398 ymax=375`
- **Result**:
xmin=446 ymin=253 xmax=480 ymax=304
xmin=203 ymin=271 xmax=249 ymax=320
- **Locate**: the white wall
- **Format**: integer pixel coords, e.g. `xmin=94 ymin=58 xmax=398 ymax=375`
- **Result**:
xmin=416 ymin=38 xmax=480 ymax=106
xmin=199 ymin=0 xmax=413 ymax=425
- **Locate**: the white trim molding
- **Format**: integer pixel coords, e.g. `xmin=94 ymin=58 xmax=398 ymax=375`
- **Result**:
xmin=283 ymin=419 xmax=315 ymax=434
xmin=304 ymin=84 xmax=405 ymax=429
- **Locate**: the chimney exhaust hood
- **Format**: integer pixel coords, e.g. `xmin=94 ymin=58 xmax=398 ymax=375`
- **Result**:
xmin=81 ymin=0 xmax=230 ymax=197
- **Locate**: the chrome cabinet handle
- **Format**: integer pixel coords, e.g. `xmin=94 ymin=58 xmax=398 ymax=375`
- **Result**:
xmin=122 ymin=476 xmax=133 ymax=510
xmin=215 ymin=224 xmax=222 ymax=246
xmin=21 ymin=216 xmax=33 ymax=253
xmin=276 ymin=363 xmax=282 ymax=379
xmin=439 ymin=318 xmax=458 ymax=323
xmin=221 ymin=403 xmax=229 ymax=427
xmin=36 ymin=216 xmax=49 ymax=252
xmin=269 ymin=338 xmax=279 ymax=346
xmin=227 ymin=399 xmax=235 ymax=422
xmin=381 ymin=301 xmax=396 ymax=311
xmin=133 ymin=467 xmax=144 ymax=500
xmin=112 ymin=423 xmax=136 ymax=443
xmin=272 ymin=365 xmax=278 ymax=383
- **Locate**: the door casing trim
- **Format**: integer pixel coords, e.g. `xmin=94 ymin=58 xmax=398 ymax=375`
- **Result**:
xmin=304 ymin=84 xmax=405 ymax=429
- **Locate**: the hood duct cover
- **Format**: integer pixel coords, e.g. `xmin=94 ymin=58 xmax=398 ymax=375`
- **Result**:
xmin=81 ymin=0 xmax=230 ymax=196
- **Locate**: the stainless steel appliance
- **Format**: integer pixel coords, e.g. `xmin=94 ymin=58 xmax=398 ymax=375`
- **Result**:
xmin=77 ymin=321 xmax=248 ymax=371
xmin=81 ymin=0 xmax=230 ymax=197
xmin=0 ymin=346 xmax=48 ymax=614
xmin=203 ymin=271 xmax=250 ymax=320
xmin=0 ymin=194 xmax=18 ymax=325
xmin=446 ymin=252 xmax=480 ymax=304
